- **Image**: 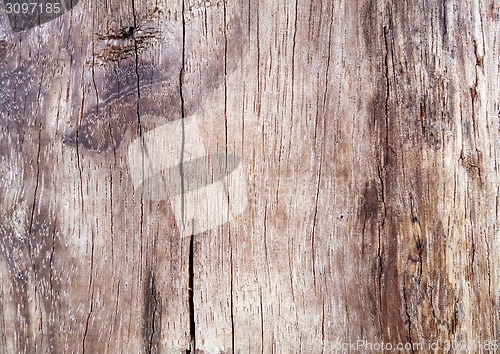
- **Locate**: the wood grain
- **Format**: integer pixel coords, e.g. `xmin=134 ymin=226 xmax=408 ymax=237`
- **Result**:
xmin=0 ymin=0 xmax=498 ymax=352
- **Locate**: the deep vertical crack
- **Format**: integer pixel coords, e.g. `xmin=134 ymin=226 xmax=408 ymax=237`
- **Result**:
xmin=28 ymin=127 xmax=42 ymax=244
xmin=187 ymin=229 xmax=195 ymax=353
xmin=230 ymin=233 xmax=235 ymax=354
xmin=221 ymin=3 xmax=235 ymax=352
xmin=144 ymin=272 xmax=159 ymax=354
xmin=179 ymin=4 xmax=193 ymax=352
xmin=179 ymin=0 xmax=187 ymax=227
xmin=82 ymin=229 xmax=95 ymax=354
xmin=130 ymin=1 xmax=145 ymax=270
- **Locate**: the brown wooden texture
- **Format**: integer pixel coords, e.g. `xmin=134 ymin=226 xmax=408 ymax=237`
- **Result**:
xmin=0 ymin=0 xmax=498 ymax=352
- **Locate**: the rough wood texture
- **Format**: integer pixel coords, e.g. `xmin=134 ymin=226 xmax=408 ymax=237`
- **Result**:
xmin=0 ymin=0 xmax=498 ymax=352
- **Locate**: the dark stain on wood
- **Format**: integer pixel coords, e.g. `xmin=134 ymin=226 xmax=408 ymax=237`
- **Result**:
xmin=360 ymin=0 xmax=380 ymax=57
xmin=63 ymin=10 xmax=244 ymax=154
xmin=362 ymin=11 xmax=409 ymax=342
xmin=63 ymin=62 xmax=183 ymax=153
xmin=143 ymin=270 xmax=162 ymax=353
xmin=361 ymin=180 xmax=380 ymax=222
xmin=0 ymin=40 xmax=7 ymax=59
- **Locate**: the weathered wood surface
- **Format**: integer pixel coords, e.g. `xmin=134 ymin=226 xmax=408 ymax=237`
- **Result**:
xmin=0 ymin=0 xmax=498 ymax=352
